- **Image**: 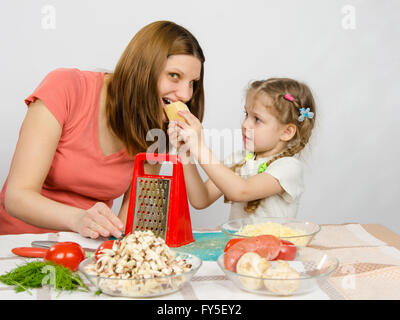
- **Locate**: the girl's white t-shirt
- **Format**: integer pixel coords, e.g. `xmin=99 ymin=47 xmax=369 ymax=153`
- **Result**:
xmin=224 ymin=150 xmax=304 ymax=220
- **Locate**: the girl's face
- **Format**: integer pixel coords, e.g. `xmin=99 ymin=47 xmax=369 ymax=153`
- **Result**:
xmin=158 ymin=54 xmax=202 ymax=122
xmin=242 ymin=93 xmax=294 ymax=157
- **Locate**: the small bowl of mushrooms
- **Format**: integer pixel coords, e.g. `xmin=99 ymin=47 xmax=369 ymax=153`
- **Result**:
xmin=79 ymin=230 xmax=202 ymax=298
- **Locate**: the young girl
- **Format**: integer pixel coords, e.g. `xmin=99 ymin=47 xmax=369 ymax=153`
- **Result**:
xmin=167 ymin=78 xmax=316 ymax=220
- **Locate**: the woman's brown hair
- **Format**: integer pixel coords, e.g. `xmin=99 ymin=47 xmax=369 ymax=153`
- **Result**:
xmin=105 ymin=21 xmax=205 ymax=156
xmin=227 ymin=78 xmax=316 ymax=213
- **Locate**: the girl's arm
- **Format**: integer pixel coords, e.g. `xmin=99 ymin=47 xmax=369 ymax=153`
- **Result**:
xmin=168 ymin=123 xmax=223 ymax=209
xmin=181 ymin=163 xmax=223 ymax=209
xmin=175 ymin=111 xmax=284 ymax=202
xmin=197 ymin=146 xmax=283 ymax=202
xmin=5 ymin=100 xmax=124 ymax=239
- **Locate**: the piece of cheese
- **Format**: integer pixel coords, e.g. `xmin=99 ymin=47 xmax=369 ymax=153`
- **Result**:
xmin=163 ymin=101 xmax=189 ymax=122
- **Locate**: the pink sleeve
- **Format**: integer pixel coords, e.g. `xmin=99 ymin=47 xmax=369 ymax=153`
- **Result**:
xmin=24 ymin=68 xmax=80 ymax=127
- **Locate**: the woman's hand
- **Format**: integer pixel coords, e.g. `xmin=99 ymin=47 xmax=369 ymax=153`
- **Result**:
xmin=72 ymin=202 xmax=124 ymax=239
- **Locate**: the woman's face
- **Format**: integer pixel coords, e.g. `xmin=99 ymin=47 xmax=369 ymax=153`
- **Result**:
xmin=158 ymin=54 xmax=202 ymax=122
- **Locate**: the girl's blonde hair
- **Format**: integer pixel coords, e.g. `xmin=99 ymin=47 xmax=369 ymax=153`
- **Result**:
xmin=227 ymin=78 xmax=316 ymax=213
xmin=105 ymin=21 xmax=205 ymax=156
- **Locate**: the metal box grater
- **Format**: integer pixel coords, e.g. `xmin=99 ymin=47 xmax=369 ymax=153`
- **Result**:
xmin=131 ymin=177 xmax=170 ymax=239
xmin=125 ymin=153 xmax=195 ymax=247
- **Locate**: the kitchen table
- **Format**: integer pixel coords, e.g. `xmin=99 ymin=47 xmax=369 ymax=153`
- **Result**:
xmin=0 ymin=223 xmax=399 ymax=300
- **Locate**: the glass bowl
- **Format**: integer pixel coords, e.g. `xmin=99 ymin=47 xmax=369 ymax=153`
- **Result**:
xmin=217 ymin=246 xmax=338 ymax=296
xmin=79 ymin=252 xmax=202 ymax=298
xmin=221 ymin=217 xmax=321 ymax=246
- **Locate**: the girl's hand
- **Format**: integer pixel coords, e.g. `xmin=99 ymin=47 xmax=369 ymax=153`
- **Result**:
xmin=167 ymin=121 xmax=193 ymax=164
xmin=167 ymin=121 xmax=184 ymax=151
xmin=174 ymin=111 xmax=205 ymax=158
xmin=72 ymin=202 xmax=124 ymax=239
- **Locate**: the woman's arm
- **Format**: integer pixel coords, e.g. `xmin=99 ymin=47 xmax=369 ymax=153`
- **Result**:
xmin=5 ymin=100 xmax=123 ymax=238
xmin=117 ymin=185 xmax=131 ymax=231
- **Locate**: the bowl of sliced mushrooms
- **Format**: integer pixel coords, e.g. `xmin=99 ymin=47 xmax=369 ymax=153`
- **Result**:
xmin=79 ymin=230 xmax=202 ymax=298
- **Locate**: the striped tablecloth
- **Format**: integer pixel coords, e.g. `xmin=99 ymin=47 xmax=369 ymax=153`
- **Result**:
xmin=0 ymin=224 xmax=399 ymax=300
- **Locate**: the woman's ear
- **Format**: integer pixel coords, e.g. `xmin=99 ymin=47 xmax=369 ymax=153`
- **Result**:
xmin=280 ymin=123 xmax=297 ymax=142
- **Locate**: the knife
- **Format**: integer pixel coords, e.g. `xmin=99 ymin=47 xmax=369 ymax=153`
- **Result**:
xmin=31 ymin=241 xmax=96 ymax=253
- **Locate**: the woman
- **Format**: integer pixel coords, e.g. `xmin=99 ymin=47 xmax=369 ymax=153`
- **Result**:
xmin=0 ymin=21 xmax=205 ymax=239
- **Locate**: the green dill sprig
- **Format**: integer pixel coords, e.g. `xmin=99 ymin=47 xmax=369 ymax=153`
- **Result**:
xmin=0 ymin=260 xmax=89 ymax=295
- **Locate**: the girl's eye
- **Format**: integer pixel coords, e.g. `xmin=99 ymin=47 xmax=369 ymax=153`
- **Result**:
xmin=169 ymin=73 xmax=179 ymax=79
xmin=244 ymin=111 xmax=248 ymax=117
xmin=255 ymin=117 xmax=261 ymax=123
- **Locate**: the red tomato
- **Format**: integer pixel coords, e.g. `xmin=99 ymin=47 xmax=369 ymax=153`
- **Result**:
xmin=273 ymin=240 xmax=297 ymax=261
xmin=44 ymin=242 xmax=85 ymax=271
xmin=95 ymin=240 xmax=115 ymax=260
xmin=224 ymin=238 xmax=244 ymax=252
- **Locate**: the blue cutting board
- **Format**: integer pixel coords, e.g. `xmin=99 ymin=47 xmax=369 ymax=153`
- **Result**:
xmin=175 ymin=232 xmax=230 ymax=261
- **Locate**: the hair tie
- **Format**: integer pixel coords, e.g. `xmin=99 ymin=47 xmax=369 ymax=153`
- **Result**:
xmin=245 ymin=152 xmax=268 ymax=173
xmin=245 ymin=152 xmax=254 ymax=161
xmin=284 ymin=93 xmax=295 ymax=102
xmin=298 ymin=107 xmax=314 ymax=122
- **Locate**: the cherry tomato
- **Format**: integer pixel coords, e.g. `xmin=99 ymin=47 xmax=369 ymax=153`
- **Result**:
xmin=95 ymin=240 xmax=115 ymax=260
xmin=224 ymin=238 xmax=244 ymax=252
xmin=44 ymin=242 xmax=85 ymax=271
xmin=273 ymin=240 xmax=297 ymax=261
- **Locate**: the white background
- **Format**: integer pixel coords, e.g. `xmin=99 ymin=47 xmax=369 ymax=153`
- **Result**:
xmin=0 ymin=0 xmax=399 ymax=233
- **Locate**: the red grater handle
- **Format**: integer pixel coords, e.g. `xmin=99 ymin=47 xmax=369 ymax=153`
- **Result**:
xmin=132 ymin=153 xmax=180 ymax=177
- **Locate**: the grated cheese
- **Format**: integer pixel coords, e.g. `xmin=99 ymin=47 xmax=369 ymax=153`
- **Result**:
xmin=236 ymin=222 xmax=309 ymax=245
